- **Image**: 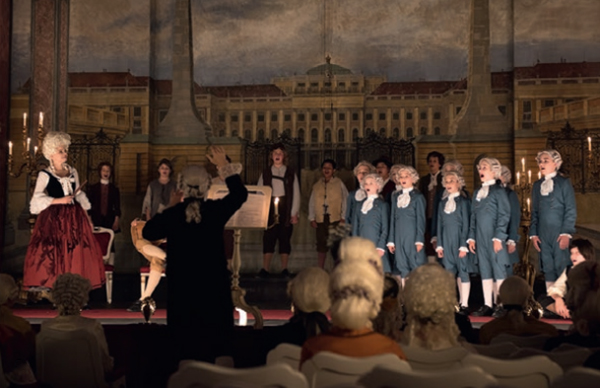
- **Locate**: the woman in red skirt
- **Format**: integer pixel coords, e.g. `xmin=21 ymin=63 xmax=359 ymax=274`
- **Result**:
xmin=23 ymin=131 xmax=105 ymax=291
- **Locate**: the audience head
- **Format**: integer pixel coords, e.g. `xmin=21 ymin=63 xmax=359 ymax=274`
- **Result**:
xmin=566 ymin=260 xmax=600 ymax=336
xmin=536 ymin=149 xmax=563 ymax=175
xmin=157 ymin=158 xmax=174 ymax=178
xmin=51 ymin=273 xmax=91 ymax=316
xmin=498 ymin=276 xmax=531 ymax=307
xmin=0 ymin=274 xmax=19 ymax=306
xmin=372 ymin=274 xmax=403 ymax=341
xmin=329 ymin=259 xmax=384 ymax=331
xmin=477 ymin=157 xmax=502 ymax=182
xmin=362 ymin=173 xmax=384 ymax=195
xmin=353 ymin=161 xmax=376 ymax=184
xmin=570 ymin=238 xmax=596 ymax=266
xmin=337 ymin=237 xmax=384 ymax=276
xmin=403 ymin=263 xmax=460 ymax=350
xmin=287 ymin=267 xmax=331 ymax=314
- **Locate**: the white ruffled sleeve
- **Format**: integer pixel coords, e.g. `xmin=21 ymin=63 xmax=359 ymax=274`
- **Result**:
xmin=73 ymin=168 xmax=91 ymax=210
xmin=30 ymin=172 xmax=54 ymax=215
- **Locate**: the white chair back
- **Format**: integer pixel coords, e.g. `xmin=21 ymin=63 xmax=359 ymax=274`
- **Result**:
xmin=401 ymin=345 xmax=470 ymax=370
xmin=358 ymin=364 xmax=497 ymax=388
xmin=93 ymin=227 xmax=115 ymax=263
xmin=509 ymin=347 xmax=592 ymax=371
xmin=463 ymin=353 xmax=562 ymax=388
xmin=551 ymin=366 xmax=600 ymax=388
xmin=301 ymin=352 xmax=410 ymax=388
xmin=168 ymin=361 xmax=308 ymax=388
xmin=490 ymin=333 xmax=552 ymax=349
xmin=471 ymin=342 xmax=519 ymax=359
xmin=36 ymin=326 xmax=108 ymax=388
xmin=266 ymin=343 xmax=302 ymax=370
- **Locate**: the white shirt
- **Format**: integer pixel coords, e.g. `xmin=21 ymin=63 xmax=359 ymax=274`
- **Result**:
xmin=30 ymin=167 xmax=91 ymax=214
xmin=257 ymin=165 xmax=301 ymax=217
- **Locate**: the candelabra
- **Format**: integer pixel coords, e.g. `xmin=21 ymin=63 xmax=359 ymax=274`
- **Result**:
xmin=8 ymin=112 xmax=46 ymax=179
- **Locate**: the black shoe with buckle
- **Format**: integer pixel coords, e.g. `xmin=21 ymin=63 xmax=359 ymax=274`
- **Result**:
xmin=458 ymin=306 xmax=470 ymax=316
xmin=471 ymin=305 xmax=494 ymax=317
xmin=256 ymin=269 xmax=270 ymax=279
xmin=492 ymin=305 xmax=506 ymax=318
xmin=127 ymin=300 xmax=142 ymax=312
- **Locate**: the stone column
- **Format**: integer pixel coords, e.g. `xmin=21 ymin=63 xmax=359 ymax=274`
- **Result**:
xmin=155 ymin=0 xmax=211 ymax=142
xmin=31 ymin=0 xmax=69 ymax=133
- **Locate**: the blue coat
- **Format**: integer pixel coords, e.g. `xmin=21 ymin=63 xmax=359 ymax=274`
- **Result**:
xmin=437 ymin=194 xmax=470 ymax=281
xmin=389 ymin=189 xmax=426 ymax=276
xmin=469 ymin=183 xmax=511 ymax=279
xmin=354 ymin=197 xmax=390 ymax=252
xmin=505 ymin=187 xmax=521 ymax=268
xmin=529 ymin=175 xmax=577 ymax=281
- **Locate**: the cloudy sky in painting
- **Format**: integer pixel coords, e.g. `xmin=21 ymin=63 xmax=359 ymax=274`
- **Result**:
xmin=10 ymin=0 xmax=600 ymax=90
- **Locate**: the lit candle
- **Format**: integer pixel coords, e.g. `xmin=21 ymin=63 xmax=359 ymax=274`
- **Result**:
xmin=39 ymin=112 xmax=44 ymax=127
xmin=26 ymin=137 xmax=31 ymax=151
xmin=588 ymin=137 xmax=592 ymax=152
xmin=274 ymin=197 xmax=279 ymax=217
xmin=34 ymin=146 xmax=38 ymax=154
xmin=528 ymin=170 xmax=531 ymax=184
xmin=527 ymin=198 xmax=531 ymax=214
xmin=538 ymin=171 xmax=541 ymax=180
xmin=521 ymin=158 xmax=525 ymax=173
xmin=8 ymin=141 xmax=12 ymax=156
xmin=23 ymin=112 xmax=27 ymax=127
xmin=516 ymin=172 xmax=520 ymax=185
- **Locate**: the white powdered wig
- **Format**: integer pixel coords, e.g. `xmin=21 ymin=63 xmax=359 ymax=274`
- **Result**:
xmin=329 ymin=259 xmax=384 ymax=330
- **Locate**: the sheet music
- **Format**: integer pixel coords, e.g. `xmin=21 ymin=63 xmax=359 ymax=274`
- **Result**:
xmin=207 ymin=185 xmax=272 ymax=229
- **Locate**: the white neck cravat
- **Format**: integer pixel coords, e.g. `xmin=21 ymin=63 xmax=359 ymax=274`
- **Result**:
xmin=444 ymin=192 xmax=460 ymax=214
xmin=476 ymin=180 xmax=496 ymax=201
xmin=100 ymin=179 xmax=110 ymax=185
xmin=395 ymin=184 xmax=402 ymax=192
xmin=361 ymin=194 xmax=379 ymax=214
xmin=397 ymin=187 xmax=413 ymax=208
xmin=354 ymin=188 xmax=367 ymax=201
xmin=541 ymin=172 xmax=556 ymax=196
xmin=428 ymin=171 xmax=440 ymax=191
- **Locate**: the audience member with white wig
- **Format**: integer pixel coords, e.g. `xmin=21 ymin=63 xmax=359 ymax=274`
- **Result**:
xmin=300 ymin=238 xmax=405 ymax=365
xmin=262 ymin=267 xmax=331 ymax=359
xmin=402 ymin=263 xmax=462 ymax=350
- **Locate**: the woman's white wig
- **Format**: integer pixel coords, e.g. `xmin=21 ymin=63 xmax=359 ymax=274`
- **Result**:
xmin=42 ymin=131 xmax=71 ymax=161
xmin=177 ymin=164 xmax=212 ymax=223
xmin=362 ymin=173 xmax=384 ymax=193
xmin=478 ymin=157 xmax=502 ymax=179
xmin=287 ymin=267 xmax=331 ymax=314
xmin=442 ymin=170 xmax=465 ymax=189
xmin=442 ymin=159 xmax=465 ymax=177
xmin=403 ymin=263 xmax=460 ymax=349
xmin=353 ymin=160 xmax=376 ymax=177
xmin=389 ymin=164 xmax=406 ymax=184
xmin=397 ymin=165 xmax=420 ymax=184
xmin=536 ymin=149 xmax=563 ymax=170
xmin=337 ymin=236 xmax=384 ymax=276
xmin=329 ymin=259 xmax=384 ymax=330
